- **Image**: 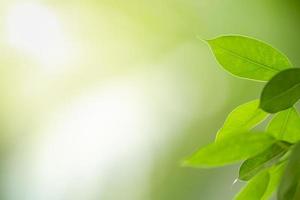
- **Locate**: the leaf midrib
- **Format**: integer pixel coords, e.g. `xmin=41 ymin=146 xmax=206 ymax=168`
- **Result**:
xmin=240 ymin=108 xmax=265 ymax=129
xmin=240 ymin=147 xmax=286 ymax=181
xmin=214 ymin=44 xmax=281 ymax=72
xmin=278 ymin=109 xmax=292 ymax=139
xmin=263 ymin=82 xmax=300 ymax=107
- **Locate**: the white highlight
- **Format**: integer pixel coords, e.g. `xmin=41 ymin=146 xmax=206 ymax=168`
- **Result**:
xmin=33 ymin=83 xmax=147 ymax=199
xmin=5 ymin=3 xmax=72 ymax=72
xmin=5 ymin=80 xmax=152 ymax=200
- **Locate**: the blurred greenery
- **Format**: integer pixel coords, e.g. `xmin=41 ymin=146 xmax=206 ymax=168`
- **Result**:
xmin=0 ymin=0 xmax=299 ymax=199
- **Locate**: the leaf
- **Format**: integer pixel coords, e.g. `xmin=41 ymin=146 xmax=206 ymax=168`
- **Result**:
xmin=216 ymin=99 xmax=268 ymax=140
xmin=207 ymin=35 xmax=292 ymax=81
xmin=267 ymin=107 xmax=300 ymax=143
xmin=183 ymin=132 xmax=275 ymax=168
xmin=278 ymin=143 xmax=300 ymax=200
xmin=236 ymin=162 xmax=286 ymax=200
xmin=239 ymin=141 xmax=290 ymax=181
xmin=262 ymin=162 xmax=286 ymax=200
xmin=260 ymin=68 xmax=300 ymax=113
xmin=235 ymin=171 xmax=270 ymax=200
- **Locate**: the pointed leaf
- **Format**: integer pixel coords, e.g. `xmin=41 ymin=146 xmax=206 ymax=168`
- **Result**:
xmin=183 ymin=132 xmax=275 ymax=168
xmin=235 ymin=171 xmax=270 ymax=200
xmin=278 ymin=143 xmax=300 ymax=200
xmin=260 ymin=68 xmax=300 ymax=113
xmin=207 ymin=35 xmax=292 ymax=81
xmin=267 ymin=107 xmax=300 ymax=143
xmin=216 ymin=99 xmax=268 ymax=140
xmin=239 ymin=141 xmax=290 ymax=181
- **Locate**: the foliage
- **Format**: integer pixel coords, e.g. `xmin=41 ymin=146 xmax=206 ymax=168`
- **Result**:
xmin=183 ymin=35 xmax=300 ymax=199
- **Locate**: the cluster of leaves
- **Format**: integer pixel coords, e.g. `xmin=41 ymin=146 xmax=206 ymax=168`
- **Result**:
xmin=183 ymin=35 xmax=300 ymax=200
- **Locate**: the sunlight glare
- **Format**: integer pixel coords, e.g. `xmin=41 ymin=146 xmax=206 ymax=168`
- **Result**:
xmin=27 ymin=81 xmax=148 ymax=199
xmin=5 ymin=3 xmax=72 ymax=72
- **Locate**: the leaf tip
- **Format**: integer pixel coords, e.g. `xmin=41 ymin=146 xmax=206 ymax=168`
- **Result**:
xmin=232 ymin=178 xmax=240 ymax=185
xmin=196 ymin=35 xmax=210 ymax=44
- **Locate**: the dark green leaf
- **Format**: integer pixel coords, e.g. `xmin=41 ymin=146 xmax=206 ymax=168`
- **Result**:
xmin=239 ymin=141 xmax=290 ymax=181
xmin=183 ymin=132 xmax=275 ymax=168
xmin=216 ymin=99 xmax=268 ymax=140
xmin=207 ymin=35 xmax=292 ymax=81
xmin=267 ymin=107 xmax=300 ymax=143
xmin=278 ymin=143 xmax=300 ymax=200
xmin=235 ymin=171 xmax=270 ymax=200
xmin=260 ymin=68 xmax=300 ymax=113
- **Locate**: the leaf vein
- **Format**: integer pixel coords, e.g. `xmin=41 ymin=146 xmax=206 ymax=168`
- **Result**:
xmin=263 ymin=83 xmax=300 ymax=106
xmin=214 ymin=44 xmax=280 ymax=72
xmin=278 ymin=109 xmax=292 ymax=139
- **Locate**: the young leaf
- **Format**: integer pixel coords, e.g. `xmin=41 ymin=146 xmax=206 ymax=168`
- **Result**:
xmin=216 ymin=99 xmax=268 ymax=140
xmin=239 ymin=141 xmax=290 ymax=181
xmin=183 ymin=132 xmax=275 ymax=168
xmin=267 ymin=107 xmax=300 ymax=143
xmin=260 ymin=68 xmax=300 ymax=113
xmin=262 ymin=162 xmax=286 ymax=200
xmin=235 ymin=171 xmax=270 ymax=200
xmin=207 ymin=35 xmax=292 ymax=81
xmin=278 ymin=143 xmax=300 ymax=200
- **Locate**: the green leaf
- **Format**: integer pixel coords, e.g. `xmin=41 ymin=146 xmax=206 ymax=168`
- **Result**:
xmin=267 ymin=107 xmax=300 ymax=143
xmin=183 ymin=132 xmax=275 ymax=168
xmin=239 ymin=141 xmax=290 ymax=181
xmin=235 ymin=162 xmax=286 ymax=200
xmin=260 ymin=68 xmax=300 ymax=113
xmin=262 ymin=162 xmax=286 ymax=200
xmin=278 ymin=143 xmax=300 ymax=200
xmin=216 ymin=100 xmax=268 ymax=140
xmin=207 ymin=35 xmax=292 ymax=81
xmin=235 ymin=171 xmax=270 ymax=200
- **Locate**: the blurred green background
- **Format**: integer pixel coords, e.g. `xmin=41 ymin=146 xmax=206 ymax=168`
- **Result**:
xmin=0 ymin=0 xmax=299 ymax=199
